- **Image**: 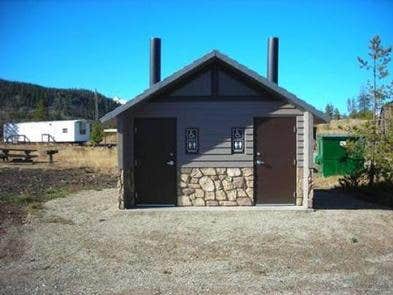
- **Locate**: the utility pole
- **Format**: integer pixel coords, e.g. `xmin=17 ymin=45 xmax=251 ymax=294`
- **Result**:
xmin=94 ymin=89 xmax=99 ymax=121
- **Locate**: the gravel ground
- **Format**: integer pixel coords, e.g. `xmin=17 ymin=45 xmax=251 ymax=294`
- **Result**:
xmin=1 ymin=189 xmax=393 ymax=294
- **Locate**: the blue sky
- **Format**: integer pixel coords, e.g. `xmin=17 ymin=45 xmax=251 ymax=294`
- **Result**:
xmin=1 ymin=0 xmax=392 ymax=113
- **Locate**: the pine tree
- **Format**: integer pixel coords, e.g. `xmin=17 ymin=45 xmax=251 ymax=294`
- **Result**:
xmin=333 ymin=108 xmax=341 ymax=120
xmin=357 ymin=89 xmax=371 ymax=113
xmin=357 ymin=90 xmax=372 ymax=119
xmin=90 ymin=121 xmax=104 ymax=145
xmin=347 ymin=98 xmax=357 ymax=117
xmin=32 ymin=99 xmax=46 ymax=121
xmin=347 ymin=36 xmax=393 ymax=186
xmin=325 ymin=103 xmax=334 ymax=119
xmin=357 ymin=35 xmax=392 ymax=120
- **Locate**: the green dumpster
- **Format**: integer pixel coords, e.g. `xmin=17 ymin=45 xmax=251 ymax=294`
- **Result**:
xmin=314 ymin=135 xmax=363 ymax=177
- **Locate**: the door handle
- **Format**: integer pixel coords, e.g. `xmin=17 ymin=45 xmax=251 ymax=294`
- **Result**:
xmin=166 ymin=160 xmax=175 ymax=166
xmin=256 ymin=160 xmax=265 ymax=165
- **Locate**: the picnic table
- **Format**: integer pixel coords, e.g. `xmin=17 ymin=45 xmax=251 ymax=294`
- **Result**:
xmin=0 ymin=147 xmax=58 ymax=164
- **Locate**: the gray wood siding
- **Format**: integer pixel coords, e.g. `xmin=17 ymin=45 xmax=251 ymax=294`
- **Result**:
xmin=218 ymin=70 xmax=260 ymax=96
xmin=127 ymin=100 xmax=305 ymax=168
xmin=117 ymin=111 xmax=134 ymax=170
xmin=169 ymin=70 xmax=212 ymax=96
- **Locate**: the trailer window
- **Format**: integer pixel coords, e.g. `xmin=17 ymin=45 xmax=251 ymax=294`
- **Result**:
xmin=62 ymin=128 xmax=68 ymax=133
xmin=78 ymin=122 xmax=86 ymax=135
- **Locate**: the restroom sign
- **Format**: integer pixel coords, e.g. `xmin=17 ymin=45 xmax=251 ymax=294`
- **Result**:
xmin=231 ymin=127 xmax=245 ymax=154
xmin=185 ymin=128 xmax=199 ymax=154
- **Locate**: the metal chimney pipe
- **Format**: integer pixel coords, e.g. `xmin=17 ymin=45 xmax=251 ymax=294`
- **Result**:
xmin=267 ymin=37 xmax=279 ymax=84
xmin=150 ymin=37 xmax=161 ymax=86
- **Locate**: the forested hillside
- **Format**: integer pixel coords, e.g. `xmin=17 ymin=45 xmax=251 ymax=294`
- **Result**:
xmin=0 ymin=79 xmax=121 ymax=131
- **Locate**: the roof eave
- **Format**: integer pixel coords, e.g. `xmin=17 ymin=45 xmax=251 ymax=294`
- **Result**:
xmin=101 ymin=50 xmax=328 ymax=123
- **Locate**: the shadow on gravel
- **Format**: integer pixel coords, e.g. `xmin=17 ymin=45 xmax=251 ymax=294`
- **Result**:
xmin=314 ymin=189 xmax=391 ymax=210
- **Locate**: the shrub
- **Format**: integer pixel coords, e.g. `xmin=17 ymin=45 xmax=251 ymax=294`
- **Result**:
xmin=90 ymin=121 xmax=104 ymax=145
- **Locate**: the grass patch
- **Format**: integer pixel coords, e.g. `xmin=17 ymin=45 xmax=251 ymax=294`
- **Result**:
xmin=1 ymin=187 xmax=69 ymax=205
xmin=1 ymin=194 xmax=34 ymax=206
xmin=44 ymin=188 xmax=69 ymax=201
xmin=1 ymin=187 xmax=71 ymax=215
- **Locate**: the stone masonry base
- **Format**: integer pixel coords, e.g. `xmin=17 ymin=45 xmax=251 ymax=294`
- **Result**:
xmin=296 ymin=167 xmax=304 ymax=206
xmin=118 ymin=169 xmax=134 ymax=209
xmin=178 ymin=168 xmax=254 ymax=206
xmin=118 ymin=167 xmax=306 ymax=208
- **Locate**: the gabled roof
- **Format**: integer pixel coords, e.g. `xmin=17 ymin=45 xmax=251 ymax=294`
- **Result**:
xmin=101 ymin=50 xmax=329 ymax=122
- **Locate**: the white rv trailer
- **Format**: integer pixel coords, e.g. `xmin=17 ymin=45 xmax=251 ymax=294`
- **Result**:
xmin=3 ymin=120 xmax=90 ymax=143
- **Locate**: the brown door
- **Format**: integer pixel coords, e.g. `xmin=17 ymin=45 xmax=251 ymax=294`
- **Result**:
xmin=134 ymin=118 xmax=177 ymax=205
xmin=254 ymin=117 xmax=296 ymax=204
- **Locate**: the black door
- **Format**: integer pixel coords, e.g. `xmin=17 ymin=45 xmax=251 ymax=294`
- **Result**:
xmin=134 ymin=118 xmax=177 ymax=205
xmin=254 ymin=117 xmax=296 ymax=204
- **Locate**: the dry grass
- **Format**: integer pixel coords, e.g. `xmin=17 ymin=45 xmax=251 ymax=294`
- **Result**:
xmin=313 ymin=174 xmax=341 ymax=189
xmin=317 ymin=118 xmax=368 ymax=135
xmin=56 ymin=146 xmax=117 ymax=173
xmin=0 ymin=143 xmax=117 ymax=173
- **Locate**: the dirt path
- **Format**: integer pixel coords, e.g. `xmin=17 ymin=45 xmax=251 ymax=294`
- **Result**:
xmin=1 ymin=189 xmax=393 ymax=294
xmin=0 ymin=166 xmax=117 ymax=200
